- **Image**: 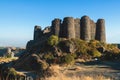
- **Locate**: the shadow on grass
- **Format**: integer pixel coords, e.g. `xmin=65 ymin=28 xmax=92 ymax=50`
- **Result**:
xmin=77 ymin=60 xmax=120 ymax=70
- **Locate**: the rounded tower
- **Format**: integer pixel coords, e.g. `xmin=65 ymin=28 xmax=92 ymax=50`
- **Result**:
xmin=62 ymin=17 xmax=75 ymax=39
xmin=34 ymin=25 xmax=42 ymax=40
xmin=51 ymin=18 xmax=61 ymax=36
xmin=95 ymin=19 xmax=106 ymax=42
xmin=80 ymin=16 xmax=91 ymax=41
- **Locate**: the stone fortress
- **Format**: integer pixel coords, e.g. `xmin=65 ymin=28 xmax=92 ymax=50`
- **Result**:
xmin=33 ymin=15 xmax=106 ymax=43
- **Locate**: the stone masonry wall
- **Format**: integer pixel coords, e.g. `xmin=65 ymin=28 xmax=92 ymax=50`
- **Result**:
xmin=90 ymin=20 xmax=96 ymax=40
xmin=74 ymin=18 xmax=81 ymax=39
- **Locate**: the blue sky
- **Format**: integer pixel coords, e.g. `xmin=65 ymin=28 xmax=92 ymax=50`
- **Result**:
xmin=0 ymin=0 xmax=120 ymax=47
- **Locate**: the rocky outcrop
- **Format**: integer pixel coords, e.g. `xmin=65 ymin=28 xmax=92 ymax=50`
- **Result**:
xmin=58 ymin=40 xmax=76 ymax=53
xmin=13 ymin=53 xmax=48 ymax=71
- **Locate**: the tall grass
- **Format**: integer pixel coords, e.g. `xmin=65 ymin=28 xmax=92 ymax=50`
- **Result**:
xmin=45 ymin=73 xmax=111 ymax=80
xmin=45 ymin=65 xmax=111 ymax=80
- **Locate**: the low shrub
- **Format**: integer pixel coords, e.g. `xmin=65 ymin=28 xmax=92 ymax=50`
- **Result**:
xmin=61 ymin=54 xmax=75 ymax=65
xmin=90 ymin=49 xmax=101 ymax=58
xmin=47 ymin=35 xmax=59 ymax=46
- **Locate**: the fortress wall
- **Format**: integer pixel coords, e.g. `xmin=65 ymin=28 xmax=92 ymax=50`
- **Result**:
xmin=51 ymin=18 xmax=61 ymax=36
xmin=59 ymin=20 xmax=67 ymax=38
xmin=90 ymin=20 xmax=96 ymax=40
xmin=74 ymin=18 xmax=81 ymax=39
xmin=34 ymin=25 xmax=42 ymax=40
xmin=33 ymin=16 xmax=106 ymax=42
xmin=95 ymin=19 xmax=106 ymax=42
xmin=80 ymin=16 xmax=91 ymax=41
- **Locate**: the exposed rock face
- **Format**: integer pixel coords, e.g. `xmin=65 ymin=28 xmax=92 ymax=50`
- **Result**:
xmin=6 ymin=48 xmax=11 ymax=54
xmin=74 ymin=18 xmax=80 ymax=38
xmin=95 ymin=19 xmax=106 ymax=42
xmin=59 ymin=40 xmax=76 ymax=53
xmin=81 ymin=16 xmax=91 ymax=42
xmin=13 ymin=53 xmax=48 ymax=71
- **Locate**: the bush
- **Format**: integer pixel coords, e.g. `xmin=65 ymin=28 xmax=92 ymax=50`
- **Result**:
xmin=9 ymin=68 xmax=17 ymax=76
xmin=6 ymin=68 xmax=17 ymax=80
xmin=61 ymin=54 xmax=75 ymax=65
xmin=43 ymin=53 xmax=54 ymax=63
xmin=91 ymin=49 xmax=101 ymax=58
xmin=103 ymin=51 xmax=120 ymax=61
xmin=71 ymin=53 xmax=77 ymax=58
xmin=72 ymin=39 xmax=88 ymax=54
xmin=76 ymin=52 xmax=91 ymax=60
xmin=47 ymin=35 xmax=59 ymax=46
xmin=5 ymin=54 xmax=12 ymax=58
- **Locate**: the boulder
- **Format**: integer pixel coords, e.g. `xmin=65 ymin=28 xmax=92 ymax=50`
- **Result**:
xmin=59 ymin=40 xmax=76 ymax=53
xmin=13 ymin=54 xmax=48 ymax=71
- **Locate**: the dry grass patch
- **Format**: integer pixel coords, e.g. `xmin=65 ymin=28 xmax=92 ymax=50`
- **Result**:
xmin=45 ymin=65 xmax=111 ymax=80
xmin=0 ymin=57 xmax=18 ymax=63
xmin=45 ymin=74 xmax=111 ymax=80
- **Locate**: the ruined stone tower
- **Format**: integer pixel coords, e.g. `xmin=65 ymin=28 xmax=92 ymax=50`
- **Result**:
xmin=34 ymin=25 xmax=42 ymax=40
xmin=32 ymin=15 xmax=106 ymax=43
xmin=62 ymin=17 xmax=75 ymax=39
xmin=51 ymin=18 xmax=61 ymax=36
xmin=95 ymin=19 xmax=106 ymax=42
xmin=80 ymin=16 xmax=91 ymax=42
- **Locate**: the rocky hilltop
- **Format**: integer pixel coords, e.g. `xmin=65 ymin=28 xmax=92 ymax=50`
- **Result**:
xmin=3 ymin=16 xmax=117 ymax=80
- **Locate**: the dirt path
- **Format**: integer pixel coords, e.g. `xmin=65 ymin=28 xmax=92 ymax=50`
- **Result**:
xmin=63 ymin=61 xmax=120 ymax=80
